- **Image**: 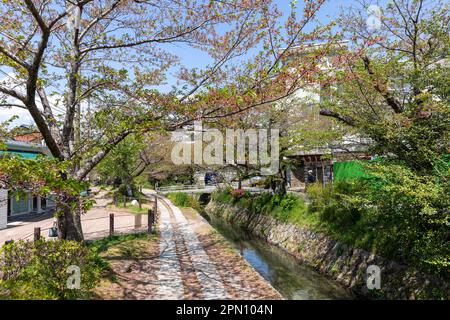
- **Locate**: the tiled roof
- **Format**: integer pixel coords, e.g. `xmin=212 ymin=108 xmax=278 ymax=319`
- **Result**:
xmin=13 ymin=132 xmax=43 ymax=143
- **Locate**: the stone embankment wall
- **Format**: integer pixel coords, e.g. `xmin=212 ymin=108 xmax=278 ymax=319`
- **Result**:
xmin=205 ymin=200 xmax=449 ymax=299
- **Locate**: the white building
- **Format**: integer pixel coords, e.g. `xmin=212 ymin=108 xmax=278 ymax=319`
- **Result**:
xmin=280 ymin=41 xmax=371 ymax=187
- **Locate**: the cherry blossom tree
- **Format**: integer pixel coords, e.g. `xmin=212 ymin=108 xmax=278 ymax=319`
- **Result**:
xmin=0 ymin=0 xmax=333 ymax=240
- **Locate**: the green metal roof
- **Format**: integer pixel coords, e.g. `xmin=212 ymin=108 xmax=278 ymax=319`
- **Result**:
xmin=0 ymin=141 xmax=50 ymax=159
xmin=0 ymin=149 xmax=44 ymax=159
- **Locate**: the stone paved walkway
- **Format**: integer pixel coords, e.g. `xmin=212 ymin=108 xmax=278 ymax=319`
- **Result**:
xmin=136 ymin=191 xmax=281 ymax=300
xmin=97 ymin=192 xmax=281 ymax=300
xmin=162 ymin=197 xmax=228 ymax=299
xmin=154 ymin=200 xmax=184 ymax=299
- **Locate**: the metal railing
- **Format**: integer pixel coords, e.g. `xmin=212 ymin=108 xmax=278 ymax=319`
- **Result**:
xmin=156 ymin=184 xmax=207 ymax=192
xmin=156 ymin=182 xmax=271 ymax=194
xmin=2 ymin=210 xmax=158 ymax=245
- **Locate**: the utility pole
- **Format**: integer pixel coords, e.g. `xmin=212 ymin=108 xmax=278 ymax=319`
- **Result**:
xmin=67 ymin=3 xmax=82 ymax=168
xmin=86 ymin=77 xmax=91 ymax=140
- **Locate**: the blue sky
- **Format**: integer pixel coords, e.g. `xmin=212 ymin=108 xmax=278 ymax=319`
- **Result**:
xmin=148 ymin=0 xmax=361 ymax=93
xmin=167 ymin=1 xmax=355 ymax=75
xmin=0 ymin=0 xmax=368 ymax=127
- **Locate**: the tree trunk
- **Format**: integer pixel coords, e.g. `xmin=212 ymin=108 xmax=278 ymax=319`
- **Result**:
xmin=273 ymin=170 xmax=287 ymax=195
xmin=280 ymin=170 xmax=288 ymax=194
xmin=56 ymin=195 xmax=84 ymax=241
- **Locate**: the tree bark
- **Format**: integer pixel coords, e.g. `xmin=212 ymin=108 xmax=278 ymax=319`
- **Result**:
xmin=56 ymin=195 xmax=84 ymax=241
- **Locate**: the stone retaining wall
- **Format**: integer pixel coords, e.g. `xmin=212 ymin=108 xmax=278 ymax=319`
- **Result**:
xmin=205 ymin=200 xmax=450 ymax=299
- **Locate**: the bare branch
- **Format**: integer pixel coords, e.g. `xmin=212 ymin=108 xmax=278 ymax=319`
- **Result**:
xmin=0 ymin=103 xmax=27 ymax=109
xmin=319 ymin=108 xmax=355 ymax=126
xmin=362 ymin=56 xmax=403 ymax=113
xmin=0 ymin=85 xmax=27 ymax=102
xmin=80 ymin=19 xmax=211 ymax=54
xmin=79 ymin=0 xmax=123 ymax=41
xmin=75 ymin=129 xmax=133 ymax=180
xmin=24 ymin=0 xmax=48 ymax=31
xmin=179 ymin=10 xmax=253 ymax=102
xmin=0 ymin=46 xmax=31 ymax=70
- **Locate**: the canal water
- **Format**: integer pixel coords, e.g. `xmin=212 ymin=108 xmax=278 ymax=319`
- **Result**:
xmin=206 ymin=216 xmax=353 ymax=300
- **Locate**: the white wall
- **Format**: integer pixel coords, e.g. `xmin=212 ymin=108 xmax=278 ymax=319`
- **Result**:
xmin=0 ymin=189 xmax=7 ymax=230
xmin=46 ymin=195 xmax=56 ymax=208
xmin=10 ymin=193 xmax=31 ymax=215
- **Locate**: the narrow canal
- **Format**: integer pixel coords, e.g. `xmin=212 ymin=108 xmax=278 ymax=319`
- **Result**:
xmin=204 ymin=215 xmax=353 ymax=300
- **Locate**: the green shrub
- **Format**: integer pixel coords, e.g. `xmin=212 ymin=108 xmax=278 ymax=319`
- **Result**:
xmin=305 ymin=163 xmax=450 ymax=277
xmin=306 ymin=181 xmax=366 ymax=227
xmin=168 ymin=192 xmax=190 ymax=207
xmin=364 ymin=162 xmax=450 ymax=276
xmin=211 ymin=188 xmax=233 ymax=203
xmin=86 ymin=233 xmax=150 ymax=253
xmin=211 ymin=164 xmax=449 ymax=277
xmin=306 ymin=183 xmax=332 ymax=213
xmin=231 ymin=189 xmax=250 ymax=201
xmin=319 ymin=194 xmax=363 ymax=229
xmin=250 ymin=192 xmax=274 ymax=214
xmin=0 ymin=240 xmax=104 ymax=300
xmin=168 ymin=192 xmax=202 ymax=212
xmin=213 ymin=190 xmax=308 ymax=224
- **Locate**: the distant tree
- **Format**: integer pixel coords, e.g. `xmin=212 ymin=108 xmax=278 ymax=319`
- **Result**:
xmin=319 ymin=0 xmax=449 ymax=172
xmin=95 ymin=133 xmax=169 ymax=187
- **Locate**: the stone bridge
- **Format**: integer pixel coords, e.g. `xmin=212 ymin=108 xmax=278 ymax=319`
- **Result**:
xmin=155 ymin=183 xmax=270 ymax=195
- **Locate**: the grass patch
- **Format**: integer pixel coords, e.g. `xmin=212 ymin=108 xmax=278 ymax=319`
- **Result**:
xmin=90 ymin=233 xmax=159 ymax=299
xmin=167 ymin=192 xmax=190 ymax=207
xmin=109 ymin=203 xmax=149 ymax=214
xmin=212 ymin=189 xmax=316 ymax=228
xmin=86 ymin=233 xmax=154 ymax=253
xmin=167 ymin=192 xmax=202 ymax=212
xmin=212 ymin=188 xmax=379 ymax=252
xmin=99 ymin=235 xmax=157 ymax=260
